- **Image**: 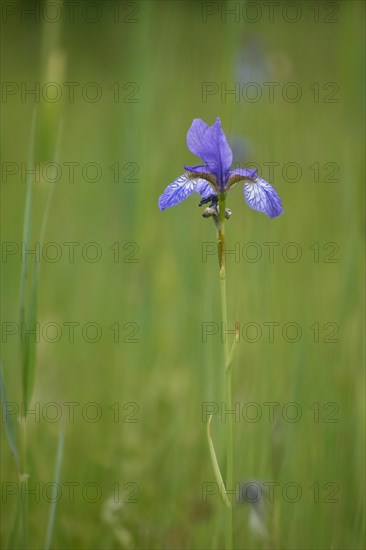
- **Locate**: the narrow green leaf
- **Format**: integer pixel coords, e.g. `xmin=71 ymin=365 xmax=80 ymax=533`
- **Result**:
xmin=207 ymin=415 xmax=231 ymax=508
xmin=19 ymin=109 xmax=37 ymax=408
xmin=44 ymin=419 xmax=65 ymax=550
xmin=22 ymin=118 xmax=63 ymax=410
xmin=0 ymin=364 xmax=20 ymax=468
xmin=6 ymin=494 xmax=21 ymax=550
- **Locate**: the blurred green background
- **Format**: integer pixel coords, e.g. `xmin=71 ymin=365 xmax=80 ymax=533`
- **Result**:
xmin=1 ymin=1 xmax=365 ymax=549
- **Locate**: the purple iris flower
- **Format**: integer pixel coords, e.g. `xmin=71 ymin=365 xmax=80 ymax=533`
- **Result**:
xmin=158 ymin=117 xmax=283 ymax=219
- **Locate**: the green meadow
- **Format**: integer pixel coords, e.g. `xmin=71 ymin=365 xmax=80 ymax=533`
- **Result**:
xmin=1 ymin=1 xmax=364 ymax=549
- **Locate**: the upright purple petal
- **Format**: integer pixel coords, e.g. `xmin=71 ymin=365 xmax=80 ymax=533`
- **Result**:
xmin=243 ymin=177 xmax=283 ymax=218
xmin=207 ymin=118 xmax=233 ymax=182
xmin=186 ymin=119 xmax=210 ymax=160
xmin=158 ymin=174 xmax=195 ymax=211
xmin=186 ymin=118 xmax=233 ymax=188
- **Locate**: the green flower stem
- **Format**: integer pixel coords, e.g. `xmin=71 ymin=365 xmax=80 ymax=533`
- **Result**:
xmin=218 ymin=194 xmax=233 ymax=550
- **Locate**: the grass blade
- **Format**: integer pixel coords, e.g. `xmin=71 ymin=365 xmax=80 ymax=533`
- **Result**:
xmin=23 ymin=118 xmax=63 ymax=409
xmin=18 ymin=109 xmax=37 ymax=409
xmin=0 ymin=364 xmax=20 ymax=469
xmin=44 ymin=419 xmax=65 ymax=550
xmin=6 ymin=495 xmax=21 ymax=550
xmin=207 ymin=414 xmax=231 ymax=508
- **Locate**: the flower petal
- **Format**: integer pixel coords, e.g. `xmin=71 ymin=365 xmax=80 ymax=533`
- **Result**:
xmin=227 ymin=167 xmax=258 ymax=189
xmin=186 ymin=118 xmax=233 ymax=188
xmin=184 ymin=164 xmax=218 ymax=190
xmin=207 ymin=118 xmax=233 ymax=180
xmin=244 ymin=177 xmax=283 ymax=218
xmin=186 ymin=119 xmax=209 ymax=159
xmin=194 ymin=179 xmax=215 ymax=199
xmin=158 ymin=174 xmax=196 ymax=211
xmin=229 ymin=167 xmax=258 ymax=180
xmin=158 ymin=174 xmax=216 ymax=211
xmin=183 ymin=164 xmax=210 ymax=174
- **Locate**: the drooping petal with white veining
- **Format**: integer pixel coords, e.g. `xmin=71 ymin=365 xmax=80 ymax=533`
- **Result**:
xmin=243 ymin=177 xmax=283 ymax=218
xmin=158 ymin=174 xmax=215 ymax=211
xmin=158 ymin=174 xmax=195 ymax=211
xmin=194 ymin=178 xmax=215 ymax=199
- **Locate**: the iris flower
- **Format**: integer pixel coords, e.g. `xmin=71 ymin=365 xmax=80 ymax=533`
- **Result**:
xmin=158 ymin=117 xmax=283 ymax=219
